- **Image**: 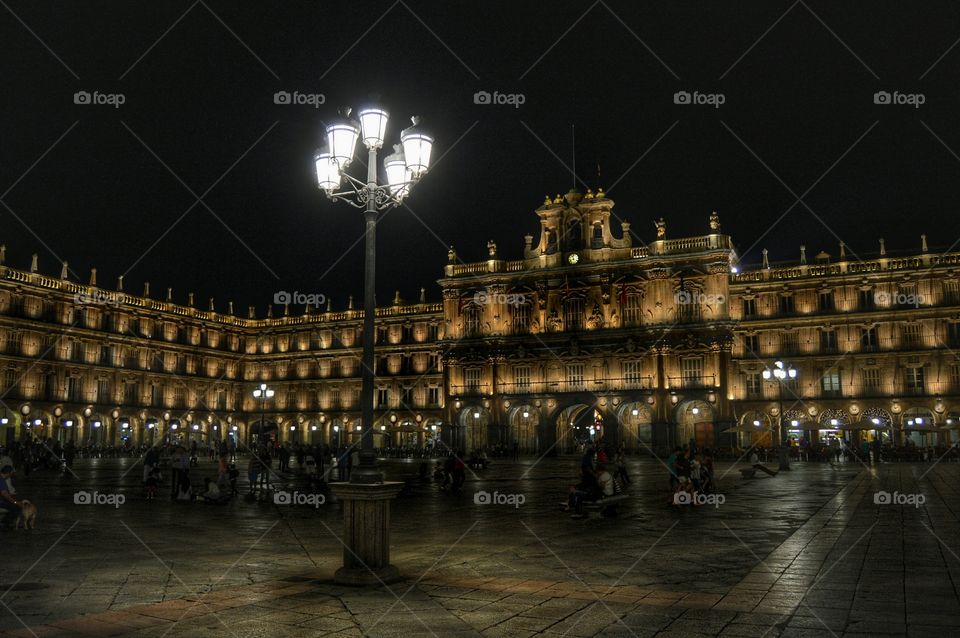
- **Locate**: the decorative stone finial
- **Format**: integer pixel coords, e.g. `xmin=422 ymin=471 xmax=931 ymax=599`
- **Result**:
xmin=879 ymin=238 xmax=886 ymax=256
xmin=60 ymin=261 xmax=68 ymax=279
xmin=543 ymin=195 xmax=551 ymax=206
xmin=187 ymin=292 xmax=194 ymax=307
xmin=267 ymin=304 xmax=273 ymax=318
xmin=487 ymin=240 xmax=497 ymax=258
xmin=921 ymin=234 xmax=928 ymax=253
xmin=117 ymin=275 xmax=123 ymax=291
xmin=166 ymin=287 xmax=173 ymax=302
xmin=709 ymin=211 xmax=720 ymax=232
xmin=552 ymin=194 xmax=562 ymax=204
xmin=348 ymin=295 xmax=354 ymax=310
xmin=143 ymin=282 xmax=150 ymax=297
xmin=228 ymin=301 xmax=234 ymax=315
xmin=283 ymin=302 xmax=289 ymax=316
xmin=585 ymin=189 xmax=594 ymax=199
xmin=419 ymin=287 xmax=426 ymax=303
xmin=394 ymin=290 xmax=401 ymax=305
xmin=326 ymin=298 xmax=331 ymax=312
xmin=29 ymin=254 xmax=38 ymax=273
xmin=0 ymin=245 xmax=6 ymax=265
xmin=90 ymin=268 xmax=97 ymax=286
xmin=447 ymin=246 xmax=457 ymax=263
xmin=209 ymin=298 xmax=215 ymax=312
xmin=762 ymin=248 xmax=769 ymax=269
xmin=800 ymin=245 xmax=807 ymax=264
xmin=839 ymin=241 xmax=846 ymax=259
xmin=596 ymin=187 xmax=605 ymax=199
xmin=248 ymin=305 xmax=256 ymax=319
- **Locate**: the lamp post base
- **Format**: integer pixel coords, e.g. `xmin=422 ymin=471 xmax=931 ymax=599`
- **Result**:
xmin=329 ymin=481 xmax=404 ymax=586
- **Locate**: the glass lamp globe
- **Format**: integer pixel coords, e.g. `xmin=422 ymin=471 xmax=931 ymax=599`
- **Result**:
xmin=325 ymin=108 xmax=360 ymax=168
xmin=400 ymin=116 xmax=434 ymax=177
xmin=358 ymin=107 xmax=388 ymax=149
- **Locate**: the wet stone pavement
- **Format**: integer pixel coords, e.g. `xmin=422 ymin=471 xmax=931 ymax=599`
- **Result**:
xmin=0 ymin=454 xmax=957 ymax=637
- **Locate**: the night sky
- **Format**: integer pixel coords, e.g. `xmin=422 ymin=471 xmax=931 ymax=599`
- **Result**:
xmin=3 ymin=1 xmax=960 ymax=314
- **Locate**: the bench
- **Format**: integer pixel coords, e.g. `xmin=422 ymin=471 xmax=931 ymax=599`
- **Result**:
xmin=740 ymin=468 xmax=756 ymax=479
xmin=582 ymin=493 xmax=631 ymax=518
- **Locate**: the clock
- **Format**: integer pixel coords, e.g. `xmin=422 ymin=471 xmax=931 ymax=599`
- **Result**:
xmin=567 ymin=253 xmax=580 ymax=265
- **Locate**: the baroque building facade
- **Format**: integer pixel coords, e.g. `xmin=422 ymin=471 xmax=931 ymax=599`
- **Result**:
xmin=0 ymin=190 xmax=957 ymax=454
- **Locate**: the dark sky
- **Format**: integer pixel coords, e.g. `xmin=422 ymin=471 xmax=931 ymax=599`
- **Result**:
xmin=2 ymin=1 xmax=960 ymax=314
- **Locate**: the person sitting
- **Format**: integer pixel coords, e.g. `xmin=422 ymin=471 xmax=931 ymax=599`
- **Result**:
xmin=201 ymin=477 xmax=221 ymax=503
xmin=565 ymin=464 xmax=601 ymax=518
xmin=750 ymin=448 xmax=778 ymax=476
xmin=176 ymin=475 xmax=194 ymax=501
xmin=0 ymin=465 xmax=23 ymax=529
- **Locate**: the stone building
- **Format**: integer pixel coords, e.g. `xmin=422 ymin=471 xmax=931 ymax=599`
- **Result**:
xmin=0 ymin=190 xmax=956 ymax=454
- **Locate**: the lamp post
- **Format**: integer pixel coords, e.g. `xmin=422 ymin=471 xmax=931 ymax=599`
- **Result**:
xmin=252 ymin=383 xmax=274 ymax=448
xmin=763 ymin=360 xmax=797 ymax=471
xmin=315 ymin=104 xmax=433 ymax=585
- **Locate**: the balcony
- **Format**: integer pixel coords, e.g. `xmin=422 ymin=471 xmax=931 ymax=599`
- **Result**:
xmin=667 ymin=375 xmax=717 ymax=390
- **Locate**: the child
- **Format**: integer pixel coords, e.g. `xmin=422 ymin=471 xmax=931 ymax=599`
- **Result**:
xmin=145 ymin=468 xmax=160 ymax=500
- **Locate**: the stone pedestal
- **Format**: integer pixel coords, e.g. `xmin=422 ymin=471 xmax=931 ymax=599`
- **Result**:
xmin=329 ymin=481 xmax=404 ymax=585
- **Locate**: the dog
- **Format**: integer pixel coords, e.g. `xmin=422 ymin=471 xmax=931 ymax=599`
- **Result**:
xmin=15 ymin=500 xmax=37 ymax=529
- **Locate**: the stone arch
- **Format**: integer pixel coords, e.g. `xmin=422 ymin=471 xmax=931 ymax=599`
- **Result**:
xmin=615 ymin=401 xmax=653 ymax=452
xmin=506 ymin=404 xmax=539 ymax=454
xmin=673 ymin=399 xmax=715 ymax=449
xmin=457 ymin=406 xmax=490 ymax=453
xmin=553 ymin=402 xmax=606 ymax=454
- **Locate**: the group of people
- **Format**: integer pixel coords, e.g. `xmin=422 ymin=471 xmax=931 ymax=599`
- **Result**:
xmin=564 ymin=444 xmax=631 ymax=518
xmin=667 ymin=445 xmax=718 ymax=506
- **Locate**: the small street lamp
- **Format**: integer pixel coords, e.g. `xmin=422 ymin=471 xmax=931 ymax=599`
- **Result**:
xmin=252 ymin=383 xmax=274 ymax=448
xmin=763 ymin=360 xmax=797 ymax=471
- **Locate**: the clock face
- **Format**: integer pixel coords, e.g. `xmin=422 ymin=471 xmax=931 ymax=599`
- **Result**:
xmin=567 ymin=253 xmax=579 ymax=265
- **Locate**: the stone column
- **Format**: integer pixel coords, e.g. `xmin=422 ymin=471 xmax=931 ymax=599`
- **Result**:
xmin=329 ymin=482 xmax=404 ymax=585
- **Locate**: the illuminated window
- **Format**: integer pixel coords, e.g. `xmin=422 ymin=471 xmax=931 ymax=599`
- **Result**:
xmin=564 ymin=298 xmax=584 ymax=331
xmin=514 ymin=366 xmax=531 ymax=391
xmin=821 ymin=371 xmax=841 ymax=397
xmin=905 ymin=367 xmax=925 ymax=393
xmin=862 ymin=368 xmax=881 ymax=390
xmin=623 ymin=294 xmax=643 ymax=326
xmin=566 ymin=364 xmax=585 ymax=390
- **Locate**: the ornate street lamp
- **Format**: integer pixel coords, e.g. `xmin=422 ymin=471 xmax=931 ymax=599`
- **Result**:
xmin=252 ymin=383 xmax=274 ymax=448
xmin=314 ymin=104 xmax=433 ymax=585
xmin=315 ymin=106 xmax=433 ymax=483
xmin=762 ymin=360 xmax=797 ymax=471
